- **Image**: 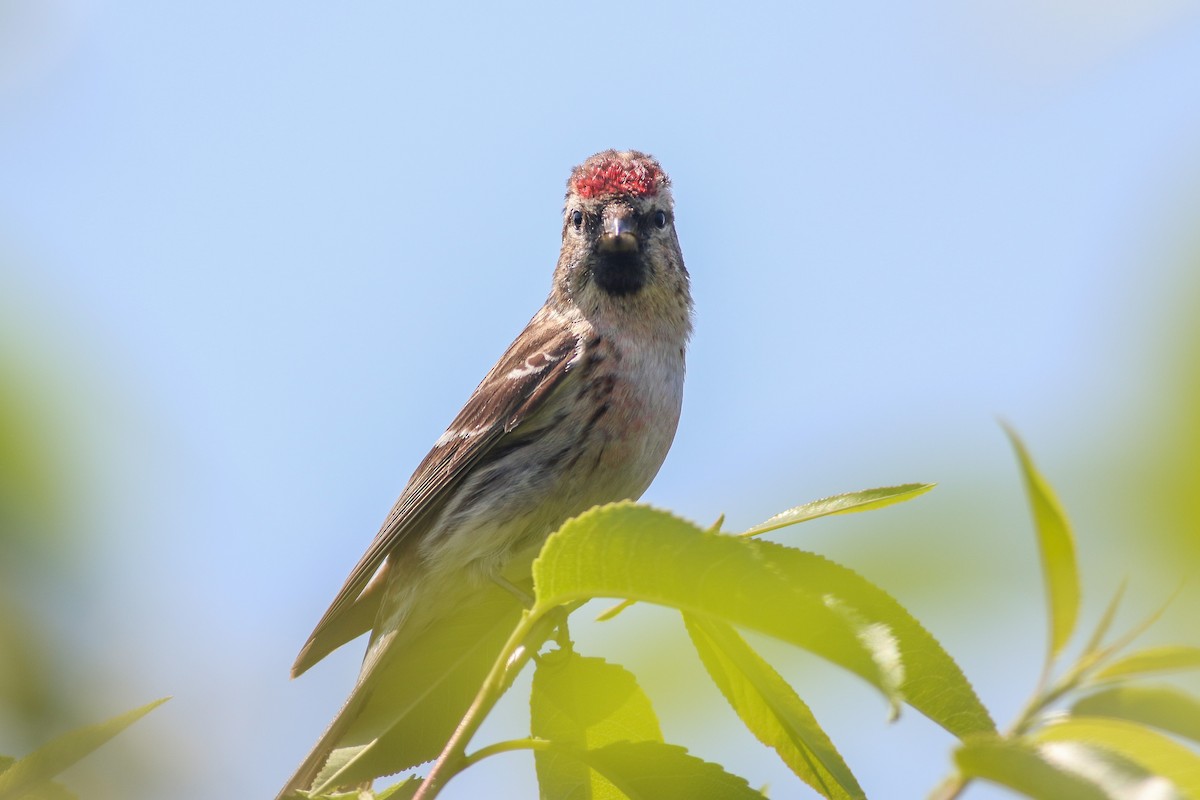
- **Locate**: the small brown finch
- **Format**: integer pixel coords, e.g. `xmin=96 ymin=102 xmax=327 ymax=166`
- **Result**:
xmin=280 ymin=150 xmax=691 ymax=795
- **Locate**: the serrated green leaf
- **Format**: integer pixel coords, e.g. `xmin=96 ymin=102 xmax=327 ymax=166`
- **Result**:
xmin=373 ymin=777 xmax=422 ymax=799
xmin=1003 ymin=425 xmax=1080 ymax=660
xmin=293 ymin=778 xmax=419 ymax=800
xmin=739 ymin=484 xmax=934 ymax=538
xmin=567 ymin=741 xmax=764 ymax=799
xmin=684 ymin=614 xmax=864 ymax=799
xmin=0 ymin=697 xmax=167 ymax=800
xmin=597 ymin=487 xmax=932 ymax=623
xmin=954 ymin=736 xmax=1111 ymax=800
xmin=1072 ymin=685 xmax=1200 ymax=744
xmin=1090 ymin=645 xmax=1200 ymax=684
xmin=305 ymin=583 xmax=524 ymax=794
xmin=531 ymin=652 xmax=663 ymax=799
xmin=533 ymin=503 xmax=994 ymax=739
xmin=291 ymin=789 xmax=343 ymax=799
xmin=1035 ymin=716 xmax=1200 ymax=796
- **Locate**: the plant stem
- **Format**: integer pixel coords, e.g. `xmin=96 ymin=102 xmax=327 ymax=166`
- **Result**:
xmin=927 ymin=655 xmax=1055 ymax=798
xmin=411 ymin=604 xmax=571 ymax=800
xmin=927 ymin=634 xmax=1114 ymax=799
xmin=928 ymin=774 xmax=969 ymax=800
xmin=460 ymin=737 xmax=551 ymax=770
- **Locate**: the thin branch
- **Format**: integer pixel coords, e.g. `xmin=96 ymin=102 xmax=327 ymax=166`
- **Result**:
xmin=411 ymin=604 xmax=574 ymax=800
xmin=928 ymin=774 xmax=969 ymax=800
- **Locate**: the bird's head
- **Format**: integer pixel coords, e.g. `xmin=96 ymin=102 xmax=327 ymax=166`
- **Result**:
xmin=552 ymin=150 xmax=691 ymax=333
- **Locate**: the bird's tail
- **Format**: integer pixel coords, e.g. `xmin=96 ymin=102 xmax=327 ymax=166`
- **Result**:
xmin=275 ymin=578 xmax=525 ymax=798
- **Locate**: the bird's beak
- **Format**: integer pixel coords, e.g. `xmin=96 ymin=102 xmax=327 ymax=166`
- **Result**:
xmin=598 ymin=212 xmax=639 ymax=254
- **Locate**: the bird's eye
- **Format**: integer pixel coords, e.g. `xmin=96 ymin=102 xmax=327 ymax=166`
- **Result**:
xmin=652 ymin=210 xmax=668 ymax=229
xmin=570 ymin=210 xmax=584 ymax=230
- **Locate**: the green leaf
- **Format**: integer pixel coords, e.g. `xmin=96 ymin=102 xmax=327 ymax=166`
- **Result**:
xmin=739 ymin=484 xmax=934 ymax=538
xmin=1 ymin=781 xmax=75 ymax=800
xmin=683 ymin=614 xmax=864 ymax=799
xmin=1072 ymin=685 xmax=1200 ymax=744
xmin=373 ymin=777 xmax=422 ymax=800
xmin=0 ymin=697 xmax=167 ymax=800
xmin=1081 ymin=582 xmax=1126 ymax=658
xmin=304 ymin=583 xmax=524 ymax=794
xmin=595 ymin=599 xmax=635 ymax=623
xmin=1090 ymin=645 xmax=1200 ymax=684
xmin=531 ymin=652 xmax=663 ymax=799
xmin=533 ymin=503 xmax=994 ymax=738
xmin=564 ymin=741 xmax=764 ymax=799
xmin=0 ymin=756 xmax=74 ymax=800
xmin=1003 ymin=424 xmax=1080 ymax=660
xmin=1035 ymin=716 xmax=1200 ymax=796
xmin=597 ymin=487 xmax=932 ymax=623
xmin=954 ymin=736 xmax=1111 ymax=800
xmin=1093 ymin=583 xmax=1185 ymax=663
xmin=294 ymin=777 xmax=420 ymax=800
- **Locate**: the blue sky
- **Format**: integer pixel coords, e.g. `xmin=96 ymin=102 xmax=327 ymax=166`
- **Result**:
xmin=2 ymin=2 xmax=1200 ymax=798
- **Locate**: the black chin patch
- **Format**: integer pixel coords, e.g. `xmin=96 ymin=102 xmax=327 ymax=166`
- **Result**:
xmin=592 ymin=251 xmax=646 ymax=296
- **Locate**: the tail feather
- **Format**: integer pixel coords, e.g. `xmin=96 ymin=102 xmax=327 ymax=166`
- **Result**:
xmin=277 ymin=581 xmax=525 ymax=798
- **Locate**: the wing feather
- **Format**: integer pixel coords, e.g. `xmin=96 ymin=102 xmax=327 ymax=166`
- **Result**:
xmin=291 ymin=316 xmax=581 ymax=676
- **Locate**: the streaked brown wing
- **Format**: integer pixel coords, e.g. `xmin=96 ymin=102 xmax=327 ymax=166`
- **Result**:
xmin=291 ymin=315 xmax=581 ymax=676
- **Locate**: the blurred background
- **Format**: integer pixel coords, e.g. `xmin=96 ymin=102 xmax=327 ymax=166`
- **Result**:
xmin=2 ymin=1 xmax=1199 ymax=798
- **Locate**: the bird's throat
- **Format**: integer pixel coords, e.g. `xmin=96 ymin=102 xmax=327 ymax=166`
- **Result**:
xmin=592 ymin=251 xmax=646 ymax=296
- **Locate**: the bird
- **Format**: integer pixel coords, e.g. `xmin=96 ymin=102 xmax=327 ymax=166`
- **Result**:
xmin=279 ymin=150 xmax=692 ymax=796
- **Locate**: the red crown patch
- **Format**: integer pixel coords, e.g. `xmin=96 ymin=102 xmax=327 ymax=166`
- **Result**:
xmin=572 ymin=156 xmax=663 ymax=199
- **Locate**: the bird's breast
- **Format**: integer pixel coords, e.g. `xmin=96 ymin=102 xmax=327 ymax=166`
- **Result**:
xmin=570 ymin=331 xmax=685 ymax=495
xmin=418 ymin=329 xmax=685 ymax=585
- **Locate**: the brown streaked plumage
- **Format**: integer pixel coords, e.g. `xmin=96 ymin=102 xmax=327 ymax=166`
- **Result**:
xmin=279 ymin=150 xmax=692 ymax=797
